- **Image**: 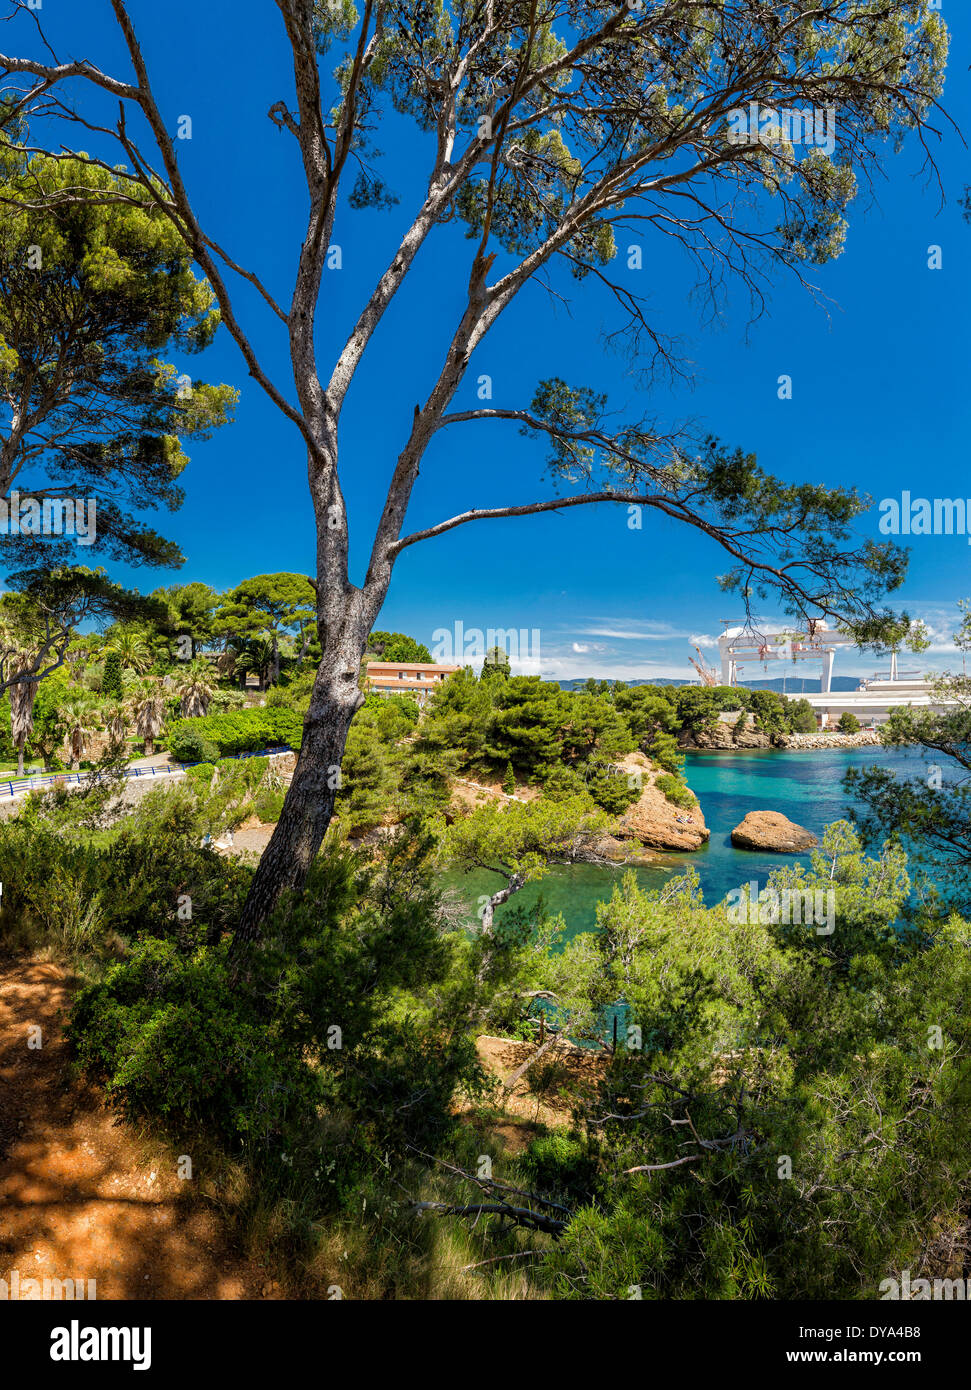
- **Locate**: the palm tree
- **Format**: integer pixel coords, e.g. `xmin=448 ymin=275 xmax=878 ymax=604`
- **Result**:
xmin=173 ymin=660 xmax=216 ymax=718
xmin=108 ymin=628 xmax=153 ymax=674
xmin=0 ymin=608 xmax=44 ymax=776
xmin=129 ymin=679 xmax=166 ymax=757
xmin=61 ymin=694 xmax=99 ymax=771
xmin=233 ymin=637 xmax=274 ymax=691
xmin=102 ymin=698 xmax=128 ymax=750
xmin=9 ymin=660 xmax=39 ymax=777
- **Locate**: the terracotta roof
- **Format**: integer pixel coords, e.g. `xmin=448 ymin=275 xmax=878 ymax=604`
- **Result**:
xmin=365 ymin=661 xmax=460 ymax=673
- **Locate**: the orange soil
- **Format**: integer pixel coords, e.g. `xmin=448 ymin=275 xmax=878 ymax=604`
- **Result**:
xmin=0 ymin=956 xmax=265 ymax=1300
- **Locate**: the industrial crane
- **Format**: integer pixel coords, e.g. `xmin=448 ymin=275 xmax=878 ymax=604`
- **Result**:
xmin=689 ymin=645 xmax=718 ymax=686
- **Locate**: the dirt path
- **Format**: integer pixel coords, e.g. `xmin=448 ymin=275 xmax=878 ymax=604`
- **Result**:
xmin=0 ymin=956 xmax=264 ymax=1300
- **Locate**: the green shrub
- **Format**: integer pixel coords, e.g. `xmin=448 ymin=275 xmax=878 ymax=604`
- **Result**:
xmin=0 ymin=788 xmax=251 ymax=953
xmin=788 ymin=698 xmax=818 ymax=733
xmin=584 ymin=759 xmax=640 ymax=815
xmin=265 ymin=672 xmax=314 ymax=711
xmin=185 ymin=761 xmax=216 ymax=783
xmin=837 ymin=711 xmax=861 ymax=734
xmin=209 ymin=688 xmax=246 ymax=712
xmin=254 ymin=787 xmax=286 ymax=823
xmin=168 ymin=707 xmax=302 ymax=759
xmin=520 ymin=1133 xmax=599 ymax=1206
xmin=169 ymin=726 xmax=220 ymax=764
xmin=67 ymin=937 xmax=320 ymax=1160
xmin=66 ymin=837 xmax=472 ymax=1172
xmin=648 ymin=729 xmax=684 ymax=775
xmin=541 ymin=764 xmax=591 ymax=803
xmin=655 ymin=773 xmax=697 ymax=809
xmin=102 ymin=649 xmax=123 ymax=700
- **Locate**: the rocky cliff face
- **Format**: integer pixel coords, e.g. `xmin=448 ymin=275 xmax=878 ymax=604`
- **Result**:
xmin=680 ymin=725 xmax=882 ymax=752
xmin=680 ymin=722 xmax=774 ymax=750
xmin=615 ymin=751 xmax=710 ymax=852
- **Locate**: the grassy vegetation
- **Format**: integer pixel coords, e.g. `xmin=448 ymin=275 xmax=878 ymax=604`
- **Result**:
xmin=3 ymin=746 xmax=970 ymax=1300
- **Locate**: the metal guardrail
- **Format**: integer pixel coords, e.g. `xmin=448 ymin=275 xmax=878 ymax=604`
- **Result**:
xmin=3 ymin=745 xmax=293 ymax=800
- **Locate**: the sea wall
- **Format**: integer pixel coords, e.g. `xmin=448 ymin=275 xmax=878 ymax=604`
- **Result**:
xmin=682 ymin=726 xmax=882 ymax=752
xmin=777 ymin=731 xmax=881 ymax=750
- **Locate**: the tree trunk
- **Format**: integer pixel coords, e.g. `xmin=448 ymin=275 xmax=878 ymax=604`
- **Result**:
xmin=144 ymin=738 xmax=154 ymax=757
xmin=474 ymin=875 xmax=524 ymax=988
xmin=17 ymin=738 xmax=24 ymax=778
xmin=231 ymin=636 xmax=365 ymax=954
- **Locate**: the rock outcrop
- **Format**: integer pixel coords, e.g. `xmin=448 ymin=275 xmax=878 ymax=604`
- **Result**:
xmin=681 ymin=718 xmax=881 ymax=752
xmin=680 ymin=718 xmax=775 ymax=751
xmin=730 ymin=810 xmax=817 ymax=853
xmin=615 ymin=751 xmax=710 ymax=852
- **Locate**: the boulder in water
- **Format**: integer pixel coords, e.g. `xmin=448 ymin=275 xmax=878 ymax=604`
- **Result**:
xmin=730 ymin=811 xmax=817 ymax=853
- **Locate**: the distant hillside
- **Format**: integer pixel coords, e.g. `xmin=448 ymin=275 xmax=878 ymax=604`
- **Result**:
xmin=558 ymin=675 xmax=863 ymax=694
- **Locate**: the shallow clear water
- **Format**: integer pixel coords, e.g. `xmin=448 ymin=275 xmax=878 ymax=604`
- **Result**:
xmin=441 ymin=745 xmax=940 ymax=941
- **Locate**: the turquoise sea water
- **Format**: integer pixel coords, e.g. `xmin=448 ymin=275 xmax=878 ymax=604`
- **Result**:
xmin=441 ymin=745 xmax=940 ymax=941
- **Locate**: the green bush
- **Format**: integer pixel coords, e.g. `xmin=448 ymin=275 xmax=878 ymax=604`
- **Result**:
xmin=168 ymin=707 xmax=302 ymax=759
xmin=837 ymin=711 xmax=861 ymax=734
xmin=209 ymin=688 xmax=247 ymax=712
xmin=169 ymin=726 xmax=220 ymax=764
xmin=584 ymin=759 xmax=640 ymax=815
xmin=185 ymin=761 xmax=216 ymax=783
xmin=0 ymin=792 xmax=250 ymax=952
xmin=265 ymin=672 xmax=314 ymax=711
xmin=102 ymin=649 xmax=123 ymax=700
xmin=655 ymin=773 xmax=697 ymax=809
xmin=788 ymin=698 xmax=818 ymax=733
xmin=66 ymin=837 xmax=472 ymax=1174
xmin=67 ymin=937 xmax=320 ymax=1160
xmin=540 ymin=764 xmax=591 ymax=803
xmin=648 ymin=729 xmax=684 ymax=775
xmin=254 ymin=787 xmax=286 ymax=823
xmin=521 ymin=1133 xmax=599 ymax=1206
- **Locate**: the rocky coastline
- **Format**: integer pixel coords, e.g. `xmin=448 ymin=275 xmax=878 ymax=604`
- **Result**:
xmin=681 ymin=725 xmax=881 ymax=752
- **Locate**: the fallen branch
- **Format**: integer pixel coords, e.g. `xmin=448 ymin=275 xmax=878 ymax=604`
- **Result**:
xmin=623 ymin=1154 xmax=703 ymax=1175
xmin=501 ymin=1034 xmax=561 ymax=1101
xmin=407 ymin=1146 xmax=570 ymax=1215
xmin=461 ymin=1250 xmax=540 ymax=1274
xmin=413 ymin=1200 xmax=568 ymax=1237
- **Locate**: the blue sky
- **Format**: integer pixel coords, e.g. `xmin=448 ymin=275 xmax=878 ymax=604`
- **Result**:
xmin=16 ymin=2 xmax=971 ymax=682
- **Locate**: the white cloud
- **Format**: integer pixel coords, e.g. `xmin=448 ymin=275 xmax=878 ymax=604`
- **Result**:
xmin=520 ymin=653 xmax=696 ymax=682
xmin=577 ymin=627 xmax=674 ymax=641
